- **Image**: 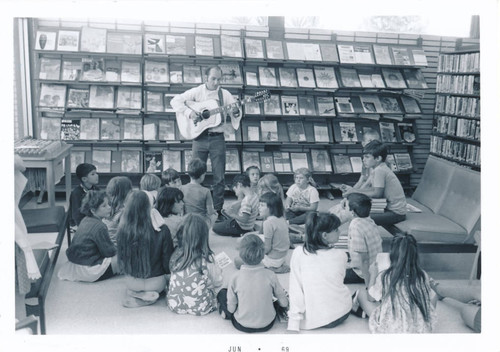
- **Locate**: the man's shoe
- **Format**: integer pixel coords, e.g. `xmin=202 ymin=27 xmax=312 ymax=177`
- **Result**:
xmin=216 ymin=212 xmax=226 ymax=223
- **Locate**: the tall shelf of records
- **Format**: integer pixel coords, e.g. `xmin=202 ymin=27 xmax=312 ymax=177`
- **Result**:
xmin=30 ymin=20 xmax=428 ymax=188
xmin=431 ymin=48 xmax=480 ymax=170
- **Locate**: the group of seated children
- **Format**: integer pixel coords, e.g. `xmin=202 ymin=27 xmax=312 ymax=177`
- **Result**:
xmin=57 ymin=137 xmax=439 ymax=333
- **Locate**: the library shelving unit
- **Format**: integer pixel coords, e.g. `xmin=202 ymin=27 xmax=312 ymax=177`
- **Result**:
xmin=431 ymin=47 xmax=480 ymax=170
xmin=29 ymin=19 xmax=429 ymax=189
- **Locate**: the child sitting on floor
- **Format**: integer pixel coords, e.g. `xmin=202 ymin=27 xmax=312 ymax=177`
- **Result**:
xmin=344 ymin=193 xmax=382 ymax=295
xmin=140 ymin=173 xmax=165 ymax=231
xmin=217 ymin=234 xmax=289 ymax=333
xmin=257 ymin=174 xmax=285 ymax=203
xmin=70 ymin=163 xmax=99 ymax=229
xmin=213 ymin=174 xmax=259 ymax=237
xmin=245 ymin=165 xmax=261 ymax=195
xmin=180 ymin=158 xmax=217 ymax=226
xmin=353 ymin=234 xmax=438 ymax=333
xmin=117 ymin=191 xmax=174 ymax=308
xmin=103 ymin=176 xmax=133 ymax=245
xmin=285 ymin=168 xmax=319 ymax=225
xmin=58 ymin=190 xmax=119 ymax=282
xmin=161 ymin=167 xmax=182 ymax=188
xmin=156 ymin=186 xmax=185 ymax=247
xmin=167 ymin=214 xmax=223 ymax=316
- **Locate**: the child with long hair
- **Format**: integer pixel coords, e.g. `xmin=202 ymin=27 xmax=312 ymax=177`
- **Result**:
xmin=257 ymin=174 xmax=285 ymax=203
xmin=284 ymin=168 xmax=319 ymax=225
xmin=354 ymin=234 xmax=438 ymax=333
xmin=245 ymin=165 xmax=261 ymax=194
xmin=156 ymin=186 xmax=185 ymax=247
xmin=287 ymin=212 xmax=352 ymax=332
xmin=117 ymin=191 xmax=175 ymax=308
xmin=139 ymin=173 xmax=165 ymax=231
xmin=58 ymin=190 xmax=118 ymax=282
xmin=103 ymin=176 xmax=133 ymax=245
xmin=167 ymin=214 xmax=223 ymax=315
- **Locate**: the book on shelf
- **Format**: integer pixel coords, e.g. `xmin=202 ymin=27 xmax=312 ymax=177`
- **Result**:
xmin=244 ymin=38 xmax=265 ymax=59
xmin=281 ymin=95 xmax=299 ymax=115
xmin=242 ymin=151 xmax=261 ymax=171
xmin=39 ymin=117 xmax=61 ymax=140
xmin=244 ymin=70 xmax=259 ymax=86
xmin=394 ymin=153 xmax=413 ymax=171
xmin=220 ymin=35 xmax=242 ymax=58
xmin=333 ymin=154 xmax=353 ymax=174
xmin=382 ymin=68 xmax=407 ymax=89
xmin=166 ymin=35 xmax=187 ymax=55
xmin=258 ymin=66 xmax=278 ymax=87
xmin=123 ymin=118 xmax=143 ymax=140
xmin=313 ymin=66 xmax=338 ymax=89
xmin=311 ymin=149 xmax=332 ymax=172
xmin=403 ymin=69 xmax=428 ymax=89
xmin=353 ymin=44 xmax=375 ymax=64
xmin=143 ymin=121 xmax=157 ymax=140
xmin=225 ymin=149 xmax=241 ymax=172
xmin=247 ymin=125 xmax=260 ymax=141
xmin=88 ymin=86 xmax=114 ymax=109
xmin=120 ymin=149 xmax=141 ymax=173
xmin=296 ymin=68 xmax=316 ymax=88
xmin=316 ymin=96 xmax=336 ymax=116
xmin=146 ymin=91 xmax=164 ymax=112
xmin=379 ymin=122 xmax=398 ymax=142
xmin=144 ymin=151 xmax=162 ymax=173
xmin=338 ymin=121 xmax=358 ymax=142
xmin=220 ymin=64 xmax=243 ymax=85
xmin=337 ymin=44 xmax=356 ymax=64
xmin=195 ymin=36 xmax=214 ymax=56
xmin=61 ymin=59 xmax=82 ymax=81
xmin=163 ymin=94 xmax=176 ymax=113
xmin=298 ymin=96 xmax=316 ymax=116
xmin=287 ymin=42 xmax=322 ymax=61
xmin=335 ymin=97 xmax=354 ymax=114
xmin=81 ymin=58 xmax=105 ymax=81
xmin=400 ymin=95 xmax=422 ymax=114
xmin=116 ymin=87 xmax=142 ymax=110
xmin=92 ymin=149 xmax=112 ymax=173
xmin=144 ymin=33 xmax=166 ymax=54
xmin=107 ymin=32 xmax=142 ymax=55
xmin=263 ymin=95 xmax=282 ymax=115
xmin=169 ymin=63 xmax=183 ymax=84
xmin=411 ymin=49 xmax=428 ymax=66
xmin=278 ymin=67 xmax=298 ymax=88
xmin=391 ymin=47 xmax=412 ymax=66
xmin=35 ymin=30 xmax=57 ymax=51
xmin=260 ymin=121 xmax=279 ymax=142
xmin=243 ymin=94 xmax=261 ymax=115
xmin=183 ymin=150 xmax=192 ymax=172
xmin=313 ymin=123 xmax=330 ymax=142
xmin=183 ymin=65 xmax=202 ymax=84
xmin=145 ymin=61 xmax=169 ymax=83
xmin=272 ymin=152 xmax=283 ymax=172
xmin=110 ymin=149 xmax=121 ymax=173
xmin=358 ymin=72 xmax=386 ymax=89
xmin=359 ymin=121 xmax=381 ymax=139
xmin=359 ymin=95 xmax=384 ymax=113
xmin=39 ymin=84 xmax=67 ymax=108
xmin=121 ymin=61 xmax=141 ymax=83
xmin=385 ymin=154 xmax=398 ymax=172
xmin=104 ymin=60 xmax=121 ymax=82
xmin=379 ymin=96 xmax=403 ymax=114
xmin=290 ymin=152 xmax=309 ymax=172
xmin=66 ymin=88 xmax=89 ymax=109
xmin=158 ymin=120 xmax=176 ymax=140
xmin=274 ymin=152 xmax=291 ymax=172
xmin=100 ymin=119 xmax=121 ymax=140
xmin=373 ymin=45 xmax=394 ymax=65
xmin=61 ymin=119 xmax=81 ymax=140
xmin=162 ymin=150 xmax=182 ymax=172
xmin=80 ymin=27 xmax=107 ymax=53
xmin=39 ymin=58 xmax=61 ymax=80
xmin=224 ymin=125 xmax=237 ymax=142
xmin=265 ymin=40 xmax=285 ymax=60
xmin=287 ymin=121 xmax=306 ymax=142
xmin=79 ymin=118 xmax=99 ymax=140
xmin=397 ymin=122 xmax=416 ymax=143
xmin=260 ymin=152 xmax=275 ymax=173
xmin=349 ymin=156 xmax=363 ymax=173
xmin=339 ymin=67 xmax=362 ymax=88
xmin=70 ymin=150 xmax=86 ymax=173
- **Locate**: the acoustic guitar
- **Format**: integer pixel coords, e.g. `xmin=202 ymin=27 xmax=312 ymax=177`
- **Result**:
xmin=175 ymin=90 xmax=270 ymax=140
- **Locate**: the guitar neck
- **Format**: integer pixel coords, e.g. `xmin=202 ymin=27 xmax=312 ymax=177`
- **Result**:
xmin=208 ymin=98 xmax=253 ymax=116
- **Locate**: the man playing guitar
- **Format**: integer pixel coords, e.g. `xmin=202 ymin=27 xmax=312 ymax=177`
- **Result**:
xmin=171 ymin=66 xmax=242 ymax=222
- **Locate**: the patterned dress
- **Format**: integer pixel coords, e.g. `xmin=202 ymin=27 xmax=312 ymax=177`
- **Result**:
xmin=167 ymin=258 xmax=222 ymax=316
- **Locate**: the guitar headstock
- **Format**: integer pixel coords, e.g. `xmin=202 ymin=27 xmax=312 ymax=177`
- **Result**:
xmin=250 ymin=90 xmax=271 ymax=103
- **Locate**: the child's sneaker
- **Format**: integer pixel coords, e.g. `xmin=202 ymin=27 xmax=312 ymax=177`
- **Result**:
xmin=350 ymin=290 xmax=367 ymax=318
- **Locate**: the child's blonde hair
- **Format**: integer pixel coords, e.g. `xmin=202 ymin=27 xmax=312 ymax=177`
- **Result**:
xmin=294 ymin=168 xmax=317 ymax=187
xmin=257 ymin=174 xmax=285 ymax=202
xmin=140 ymin=173 xmax=162 ymax=191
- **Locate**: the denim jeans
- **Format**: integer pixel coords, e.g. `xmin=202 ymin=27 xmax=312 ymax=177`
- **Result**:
xmin=192 ymin=133 xmax=226 ymax=211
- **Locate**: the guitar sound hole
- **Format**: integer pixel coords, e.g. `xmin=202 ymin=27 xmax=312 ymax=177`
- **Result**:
xmin=201 ymin=110 xmax=211 ymax=119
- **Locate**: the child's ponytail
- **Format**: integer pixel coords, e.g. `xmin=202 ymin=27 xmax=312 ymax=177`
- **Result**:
xmin=303 ymin=212 xmax=340 ymax=254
